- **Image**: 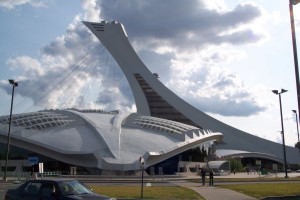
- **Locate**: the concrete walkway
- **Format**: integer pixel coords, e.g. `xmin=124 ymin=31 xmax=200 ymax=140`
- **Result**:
xmin=174 ymin=180 xmax=257 ymax=200
xmin=172 ymin=172 xmax=300 ymax=200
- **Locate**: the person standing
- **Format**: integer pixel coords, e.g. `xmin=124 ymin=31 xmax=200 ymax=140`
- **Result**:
xmin=209 ymin=169 xmax=214 ymax=186
xmin=30 ymin=164 xmax=34 ymax=176
xmin=200 ymin=168 xmax=206 ymax=186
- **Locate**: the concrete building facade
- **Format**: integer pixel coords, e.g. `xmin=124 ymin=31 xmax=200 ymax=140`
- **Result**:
xmin=83 ymin=21 xmax=300 ymax=165
xmin=0 ymin=21 xmax=299 ymax=173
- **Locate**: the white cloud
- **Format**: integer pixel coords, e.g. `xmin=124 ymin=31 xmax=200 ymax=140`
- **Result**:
xmin=81 ymin=0 xmax=101 ymax=21
xmin=165 ymin=47 xmax=268 ymax=116
xmin=2 ymin=0 xmax=134 ymax=112
xmin=0 ymin=0 xmax=46 ymax=10
xmin=202 ymin=0 xmax=227 ymax=12
xmin=99 ymin=0 xmax=265 ymax=49
xmin=1 ymin=0 xmax=272 ymax=117
xmin=7 ymin=56 xmax=45 ymax=77
xmin=2 ymin=0 xmax=139 ymax=114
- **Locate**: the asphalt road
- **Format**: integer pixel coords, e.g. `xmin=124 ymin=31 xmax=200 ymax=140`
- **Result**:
xmin=0 ymin=179 xmax=172 ymax=199
xmin=1 ymin=173 xmax=300 ymax=200
xmin=0 ymin=182 xmax=20 ymax=199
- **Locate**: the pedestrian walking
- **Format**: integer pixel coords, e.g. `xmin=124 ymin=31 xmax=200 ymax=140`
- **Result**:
xmin=200 ymin=168 xmax=206 ymax=186
xmin=209 ymin=169 xmax=214 ymax=186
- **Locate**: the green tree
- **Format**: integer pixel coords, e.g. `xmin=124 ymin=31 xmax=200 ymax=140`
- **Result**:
xmin=201 ymin=146 xmax=207 ymax=158
xmin=229 ymin=158 xmax=243 ymax=172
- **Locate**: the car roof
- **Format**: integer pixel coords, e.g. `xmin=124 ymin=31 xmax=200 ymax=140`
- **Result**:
xmin=25 ymin=179 xmax=77 ymax=183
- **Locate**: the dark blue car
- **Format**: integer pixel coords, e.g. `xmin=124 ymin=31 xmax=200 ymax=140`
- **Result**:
xmin=5 ymin=179 xmax=115 ymax=200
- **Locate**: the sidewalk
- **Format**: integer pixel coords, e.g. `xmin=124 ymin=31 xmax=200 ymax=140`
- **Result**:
xmin=173 ymin=180 xmax=257 ymax=200
xmin=171 ymin=172 xmax=300 ymax=200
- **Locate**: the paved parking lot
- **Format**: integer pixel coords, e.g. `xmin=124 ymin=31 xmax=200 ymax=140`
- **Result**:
xmin=1 ymin=172 xmax=299 ymax=199
xmin=0 ymin=182 xmax=20 ymax=199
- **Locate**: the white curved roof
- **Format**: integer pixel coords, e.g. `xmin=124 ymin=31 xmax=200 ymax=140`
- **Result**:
xmin=216 ymin=149 xmax=284 ymax=163
xmin=207 ymin=161 xmax=229 ymax=169
xmin=0 ymin=109 xmax=222 ymax=171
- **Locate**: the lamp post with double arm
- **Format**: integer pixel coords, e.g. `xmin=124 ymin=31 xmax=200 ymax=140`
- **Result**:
xmin=272 ymin=89 xmax=288 ymax=178
xmin=4 ymin=79 xmax=18 ymax=181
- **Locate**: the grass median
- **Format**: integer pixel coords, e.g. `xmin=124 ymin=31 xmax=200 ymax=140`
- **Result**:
xmin=89 ymin=185 xmax=204 ymax=199
xmin=89 ymin=181 xmax=300 ymax=199
xmin=189 ymin=177 xmax=300 ymax=183
xmin=219 ymin=182 xmax=300 ymax=199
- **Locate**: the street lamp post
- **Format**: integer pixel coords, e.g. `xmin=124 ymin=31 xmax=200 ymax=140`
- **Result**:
xmin=139 ymin=157 xmax=145 ymax=199
xmin=272 ymin=89 xmax=288 ymax=178
xmin=292 ymin=110 xmax=300 ymax=142
xmin=4 ymin=79 xmax=18 ymax=182
xmin=289 ymin=0 xmax=300 ymax=136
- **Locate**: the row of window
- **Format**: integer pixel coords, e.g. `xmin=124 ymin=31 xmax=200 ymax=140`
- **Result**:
xmin=0 ymin=112 xmax=72 ymax=130
xmin=133 ymin=73 xmax=202 ymax=129
xmin=25 ymin=120 xmax=72 ymax=130
xmin=71 ymin=108 xmax=118 ymax=114
xmin=135 ymin=116 xmax=196 ymax=131
xmin=134 ymin=121 xmax=182 ymax=135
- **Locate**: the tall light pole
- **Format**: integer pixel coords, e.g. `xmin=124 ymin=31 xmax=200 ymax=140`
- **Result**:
xmin=139 ymin=157 xmax=144 ymax=199
xmin=272 ymin=89 xmax=288 ymax=178
xmin=289 ymin=0 xmax=300 ymax=135
xmin=4 ymin=79 xmax=18 ymax=182
xmin=292 ymin=110 xmax=300 ymax=142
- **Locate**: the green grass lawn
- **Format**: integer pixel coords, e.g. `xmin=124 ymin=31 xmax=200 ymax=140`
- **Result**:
xmin=89 ymin=186 xmax=204 ymax=199
xmin=189 ymin=177 xmax=300 ymax=183
xmin=89 ymin=182 xmax=300 ymax=199
xmin=219 ymin=183 xmax=300 ymax=199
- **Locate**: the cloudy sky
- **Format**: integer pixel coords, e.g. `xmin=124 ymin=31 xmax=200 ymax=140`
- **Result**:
xmin=0 ymin=0 xmax=300 ymax=146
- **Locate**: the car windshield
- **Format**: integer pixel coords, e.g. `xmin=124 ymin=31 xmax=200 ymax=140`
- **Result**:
xmin=58 ymin=180 xmax=92 ymax=195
